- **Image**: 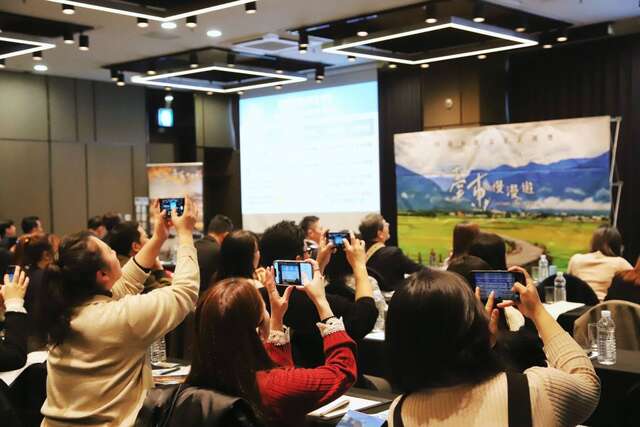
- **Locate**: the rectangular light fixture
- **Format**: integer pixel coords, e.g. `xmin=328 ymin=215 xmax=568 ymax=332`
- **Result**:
xmin=47 ymin=0 xmax=258 ymax=21
xmin=323 ymin=17 xmax=537 ymax=65
xmin=0 ymin=35 xmax=56 ymax=60
xmin=131 ymin=65 xmax=306 ymax=93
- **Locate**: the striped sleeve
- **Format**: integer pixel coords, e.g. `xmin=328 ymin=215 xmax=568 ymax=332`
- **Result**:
xmin=526 ymin=331 xmax=600 ymax=426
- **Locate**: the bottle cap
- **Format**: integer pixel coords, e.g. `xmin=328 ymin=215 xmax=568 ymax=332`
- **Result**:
xmin=556 ymin=271 xmax=563 ymax=277
xmin=601 ymin=310 xmax=611 ymax=318
xmin=540 ymin=254 xmax=547 ymax=259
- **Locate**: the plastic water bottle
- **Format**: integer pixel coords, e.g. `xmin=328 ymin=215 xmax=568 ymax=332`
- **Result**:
xmin=538 ymin=254 xmax=549 ymax=281
xmin=597 ymin=311 xmax=616 ymax=365
xmin=372 ymin=289 xmax=387 ymax=332
xmin=149 ymin=336 xmax=167 ymax=365
xmin=554 ymin=272 xmax=567 ymax=302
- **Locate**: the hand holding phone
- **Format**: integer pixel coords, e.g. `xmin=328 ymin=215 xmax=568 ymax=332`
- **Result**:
xmin=159 ymin=198 xmax=185 ymax=219
xmin=2 ymin=265 xmax=29 ymax=301
xmin=273 ymin=260 xmax=314 ymax=286
xmin=326 ymin=231 xmax=350 ymax=248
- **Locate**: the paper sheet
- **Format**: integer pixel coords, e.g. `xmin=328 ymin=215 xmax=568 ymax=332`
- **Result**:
xmin=308 ymin=395 xmax=382 ymax=419
xmin=543 ymin=301 xmax=585 ymax=320
xmin=365 ymin=331 xmax=385 ymax=342
xmin=0 ymin=350 xmax=48 ymax=386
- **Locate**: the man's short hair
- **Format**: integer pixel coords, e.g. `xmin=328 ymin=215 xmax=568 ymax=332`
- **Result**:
xmin=359 ymin=213 xmax=385 ymax=245
xmin=299 ymin=216 xmax=319 ymax=235
xmin=21 ymin=216 xmax=40 ymax=234
xmin=259 ymin=221 xmax=305 ymax=268
xmin=208 ymin=215 xmax=234 ymax=234
xmin=102 ymin=212 xmax=122 ymax=232
xmin=105 ymin=221 xmax=141 ymax=257
xmin=87 ymin=216 xmax=104 ymax=230
xmin=0 ymin=220 xmax=14 ymax=238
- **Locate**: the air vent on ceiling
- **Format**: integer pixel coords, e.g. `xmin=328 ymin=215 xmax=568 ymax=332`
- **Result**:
xmin=233 ymin=33 xmax=299 ymax=54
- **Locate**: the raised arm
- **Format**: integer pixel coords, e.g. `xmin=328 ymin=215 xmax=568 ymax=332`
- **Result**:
xmin=0 ymin=268 xmax=29 ymax=371
xmin=344 ymin=233 xmax=373 ymax=301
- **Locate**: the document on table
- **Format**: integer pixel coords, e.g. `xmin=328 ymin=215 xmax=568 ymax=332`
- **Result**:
xmin=0 ymin=350 xmax=48 ymax=386
xmin=543 ymin=301 xmax=585 ymax=320
xmin=365 ymin=331 xmax=385 ymax=341
xmin=308 ymin=395 xmax=383 ymax=419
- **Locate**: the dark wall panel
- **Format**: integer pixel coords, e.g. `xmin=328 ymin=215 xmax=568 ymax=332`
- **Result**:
xmin=195 ymin=94 xmax=235 ymax=148
xmin=76 ymin=80 xmax=95 ymax=143
xmin=94 ymin=82 xmax=146 ymax=145
xmin=0 ymin=140 xmax=51 ymax=231
xmin=87 ymin=144 xmax=134 ymax=218
xmin=51 ymin=143 xmax=87 ymax=235
xmin=0 ymin=73 xmax=48 ymax=141
xmin=49 ymin=76 xmax=77 ymax=142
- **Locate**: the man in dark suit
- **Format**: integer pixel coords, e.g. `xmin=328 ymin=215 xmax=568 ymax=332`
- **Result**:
xmin=359 ymin=213 xmax=422 ymax=292
xmin=195 ymin=215 xmax=233 ymax=294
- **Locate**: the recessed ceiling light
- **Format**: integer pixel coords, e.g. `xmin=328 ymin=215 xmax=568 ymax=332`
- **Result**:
xmin=79 ymin=34 xmax=89 ymax=51
xmin=137 ymin=18 xmax=149 ymax=28
xmin=63 ymin=31 xmax=74 ymax=44
xmin=478 ymin=54 xmax=487 ymax=59
xmin=275 ymin=69 xmax=283 ymax=74
xmin=473 ymin=3 xmax=485 ymax=23
xmin=207 ymin=91 xmax=213 ymax=95
xmin=388 ymin=63 xmax=397 ymax=69
xmin=164 ymin=94 xmax=174 ymax=102
xmin=186 ymin=16 xmax=197 ymax=28
xmin=161 ymin=21 xmax=177 ymax=30
xmin=207 ymin=29 xmax=222 ymax=38
xmin=426 ymin=18 xmax=438 ymax=24
xmin=515 ymin=26 xmax=526 ymax=33
xmin=110 ymin=69 xmax=118 ymax=81
xmin=420 ymin=63 xmax=430 ymax=68
xmin=237 ymin=91 xmax=244 ymax=95
xmin=543 ymin=43 xmax=552 ymax=49
xmin=557 ymin=35 xmax=568 ymax=42
xmin=62 ymin=4 xmax=75 ymax=15
xmin=164 ymin=87 xmax=172 ymax=91
xmin=357 ymin=30 xmax=369 ymax=37
xmin=147 ymin=69 xmax=156 ymax=75
xmin=275 ymin=85 xmax=283 ymax=90
xmin=33 ymin=64 xmax=48 ymax=72
xmin=245 ymin=1 xmax=257 ymax=14
xmin=116 ymin=74 xmax=125 ymax=86
xmin=33 ymin=51 xmax=43 ymax=61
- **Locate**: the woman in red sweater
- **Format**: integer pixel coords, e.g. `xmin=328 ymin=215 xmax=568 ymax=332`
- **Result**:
xmin=186 ymin=259 xmax=357 ymax=427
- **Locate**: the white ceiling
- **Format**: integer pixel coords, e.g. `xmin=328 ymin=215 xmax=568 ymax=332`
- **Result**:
xmin=2 ymin=0 xmax=639 ymax=84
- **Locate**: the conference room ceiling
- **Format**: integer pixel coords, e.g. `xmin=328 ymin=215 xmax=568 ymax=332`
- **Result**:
xmin=0 ymin=0 xmax=637 ymax=84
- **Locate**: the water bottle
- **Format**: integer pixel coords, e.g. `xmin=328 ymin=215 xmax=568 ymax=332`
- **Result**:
xmin=553 ymin=272 xmax=567 ymax=302
xmin=538 ymin=254 xmax=549 ymax=281
xmin=597 ymin=311 xmax=616 ymax=365
xmin=149 ymin=336 xmax=167 ymax=365
xmin=372 ymin=289 xmax=387 ymax=332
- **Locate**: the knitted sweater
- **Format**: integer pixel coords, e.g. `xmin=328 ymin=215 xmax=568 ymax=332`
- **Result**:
xmin=41 ymin=244 xmax=199 ymax=427
xmin=389 ymin=331 xmax=600 ymax=427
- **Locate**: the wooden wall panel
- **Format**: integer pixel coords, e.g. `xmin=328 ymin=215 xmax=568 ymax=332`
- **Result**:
xmin=94 ymin=82 xmax=146 ymax=145
xmin=0 ymin=140 xmax=51 ymax=231
xmin=51 ymin=143 xmax=87 ymax=235
xmin=87 ymin=144 xmax=134 ymax=218
xmin=49 ymin=76 xmax=78 ymax=142
xmin=76 ymin=80 xmax=95 ymax=143
xmin=0 ymin=73 xmax=48 ymax=141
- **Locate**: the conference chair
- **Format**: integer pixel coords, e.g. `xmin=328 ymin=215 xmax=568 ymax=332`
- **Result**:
xmin=538 ymin=273 xmax=599 ymax=306
xmin=574 ymin=300 xmax=640 ymax=351
xmin=623 ymin=382 xmax=640 ymax=427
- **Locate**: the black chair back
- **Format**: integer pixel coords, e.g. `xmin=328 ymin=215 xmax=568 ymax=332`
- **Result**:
xmin=539 ymin=273 xmax=599 ymax=306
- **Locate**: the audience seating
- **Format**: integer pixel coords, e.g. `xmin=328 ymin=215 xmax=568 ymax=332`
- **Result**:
xmin=623 ymin=382 xmax=640 ymax=427
xmin=574 ymin=301 xmax=640 ymax=351
xmin=537 ymin=274 xmax=599 ymax=306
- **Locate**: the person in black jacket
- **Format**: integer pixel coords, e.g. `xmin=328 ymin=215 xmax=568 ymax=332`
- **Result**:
xmin=358 ymin=214 xmax=422 ymax=292
xmin=1 ymin=265 xmax=30 ymax=372
xmin=606 ymin=258 xmax=640 ymax=305
xmin=195 ymin=215 xmax=233 ymax=295
xmin=258 ymin=221 xmax=377 ymax=368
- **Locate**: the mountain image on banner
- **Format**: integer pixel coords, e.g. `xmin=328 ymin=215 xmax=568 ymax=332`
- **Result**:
xmin=396 ymin=152 xmax=611 ymax=216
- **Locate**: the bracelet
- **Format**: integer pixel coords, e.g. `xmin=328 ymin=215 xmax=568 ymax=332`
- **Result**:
xmin=132 ymin=256 xmax=152 ymax=273
xmin=320 ymin=315 xmax=337 ymax=324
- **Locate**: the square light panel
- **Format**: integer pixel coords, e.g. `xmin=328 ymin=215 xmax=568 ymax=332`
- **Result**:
xmin=323 ymin=17 xmax=537 ymax=65
xmin=47 ymin=0 xmax=257 ymax=21
xmin=0 ymin=35 xmax=56 ymax=60
xmin=131 ymin=65 xmax=306 ymax=93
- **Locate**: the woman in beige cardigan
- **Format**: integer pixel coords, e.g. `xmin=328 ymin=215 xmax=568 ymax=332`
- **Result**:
xmin=386 ymin=267 xmax=600 ymax=427
xmin=35 ymin=199 xmax=199 ymax=427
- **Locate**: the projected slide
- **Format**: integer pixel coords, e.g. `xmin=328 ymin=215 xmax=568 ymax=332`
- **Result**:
xmin=240 ymin=81 xmax=380 ymax=232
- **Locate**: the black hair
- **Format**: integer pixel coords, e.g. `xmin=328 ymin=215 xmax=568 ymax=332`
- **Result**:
xmin=324 ymin=249 xmax=353 ymax=283
xmin=359 ymin=214 xmax=385 ymax=248
xmin=216 ymin=230 xmax=259 ymax=281
xmin=299 ymin=216 xmax=319 ymax=235
xmin=21 ymin=216 xmax=40 ymax=234
xmin=447 ymin=255 xmax=493 ymax=289
xmin=34 ymin=232 xmax=107 ymax=346
xmin=87 ymin=216 xmax=104 ymax=230
xmin=259 ymin=221 xmax=305 ymax=268
xmin=102 ymin=212 xmax=122 ymax=232
xmin=590 ymin=224 xmax=623 ymax=257
xmin=105 ymin=221 xmax=141 ymax=257
xmin=386 ymin=269 xmax=504 ymax=391
xmin=208 ymin=215 xmax=234 ymax=234
xmin=468 ymin=232 xmax=507 ymax=270
xmin=0 ymin=220 xmax=14 ymax=239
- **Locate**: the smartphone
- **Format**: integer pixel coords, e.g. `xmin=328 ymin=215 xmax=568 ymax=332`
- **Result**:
xmin=470 ymin=270 xmax=524 ymax=302
xmin=159 ymin=198 xmax=185 ymax=218
xmin=273 ymin=260 xmax=314 ymax=285
xmin=327 ymin=231 xmax=350 ymax=248
xmin=7 ymin=265 xmax=17 ymax=282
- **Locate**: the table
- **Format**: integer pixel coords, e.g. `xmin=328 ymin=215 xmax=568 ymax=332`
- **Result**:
xmin=306 ymin=387 xmax=397 ymax=427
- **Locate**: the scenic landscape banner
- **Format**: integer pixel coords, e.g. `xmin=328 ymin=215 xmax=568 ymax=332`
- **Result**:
xmin=394 ymin=116 xmax=611 ymax=269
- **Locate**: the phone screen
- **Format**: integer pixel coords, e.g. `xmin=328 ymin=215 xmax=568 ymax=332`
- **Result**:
xmin=471 ymin=271 xmax=523 ymax=301
xmin=327 ymin=232 xmax=349 ymax=247
xmin=159 ymin=198 xmax=185 ymax=218
xmin=273 ymin=261 xmax=313 ymax=285
xmin=7 ymin=265 xmax=17 ymax=282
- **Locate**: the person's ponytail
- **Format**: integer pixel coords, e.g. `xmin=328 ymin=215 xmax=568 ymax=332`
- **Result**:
xmin=33 ymin=232 xmax=105 ymax=347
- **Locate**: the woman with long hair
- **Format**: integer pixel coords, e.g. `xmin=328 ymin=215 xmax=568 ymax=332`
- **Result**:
xmin=215 ymin=229 xmax=261 ymax=283
xmin=568 ymin=225 xmax=633 ymax=300
xmin=385 ymin=267 xmax=599 ymax=426
xmin=35 ymin=199 xmax=200 ymax=427
xmin=187 ymin=263 xmax=357 ymax=427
